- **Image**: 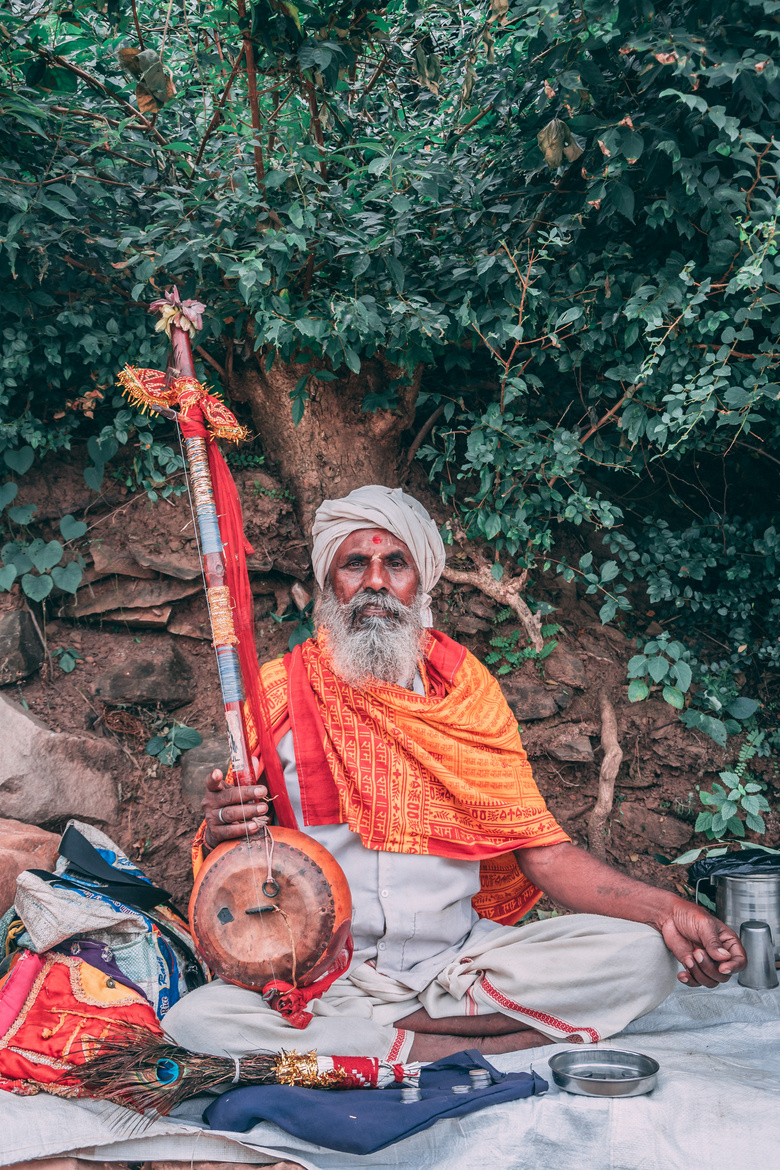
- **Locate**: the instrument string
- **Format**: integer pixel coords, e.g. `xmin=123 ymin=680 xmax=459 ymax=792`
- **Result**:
xmin=174 ymin=421 xmax=282 ymax=993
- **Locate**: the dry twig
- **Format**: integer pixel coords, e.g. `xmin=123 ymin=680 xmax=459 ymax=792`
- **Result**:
xmin=587 ymin=691 xmax=623 ymax=858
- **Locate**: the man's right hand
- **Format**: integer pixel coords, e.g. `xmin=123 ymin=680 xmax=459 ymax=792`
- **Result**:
xmin=202 ymin=764 xmax=269 ymax=850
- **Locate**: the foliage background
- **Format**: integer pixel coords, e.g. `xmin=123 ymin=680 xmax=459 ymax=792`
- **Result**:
xmin=2 ymin=0 xmax=780 ymax=826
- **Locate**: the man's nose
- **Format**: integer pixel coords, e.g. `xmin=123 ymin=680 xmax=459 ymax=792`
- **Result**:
xmin=363 ymin=560 xmax=388 ymax=592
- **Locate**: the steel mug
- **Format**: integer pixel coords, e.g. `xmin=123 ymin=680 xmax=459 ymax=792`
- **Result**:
xmin=714 ymin=874 xmax=780 ymax=960
xmin=738 ymin=920 xmax=779 ymax=989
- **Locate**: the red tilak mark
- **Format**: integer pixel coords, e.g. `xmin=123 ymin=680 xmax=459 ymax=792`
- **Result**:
xmin=372 ymin=536 xmax=382 ymax=543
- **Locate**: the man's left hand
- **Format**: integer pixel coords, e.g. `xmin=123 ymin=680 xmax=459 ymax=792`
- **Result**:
xmin=657 ymin=901 xmax=746 ymax=987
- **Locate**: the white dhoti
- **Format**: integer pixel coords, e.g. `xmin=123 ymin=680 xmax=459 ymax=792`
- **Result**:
xmin=164 ymin=913 xmax=678 ymax=1063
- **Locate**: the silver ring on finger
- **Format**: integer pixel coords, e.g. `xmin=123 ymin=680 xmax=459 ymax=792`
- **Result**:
xmin=217 ymin=806 xmax=227 ymax=825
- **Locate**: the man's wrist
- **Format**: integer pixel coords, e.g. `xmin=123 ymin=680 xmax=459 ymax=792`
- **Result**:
xmin=643 ymin=889 xmax=683 ymax=933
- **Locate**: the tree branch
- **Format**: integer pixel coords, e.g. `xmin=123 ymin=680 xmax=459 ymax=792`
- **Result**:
xmin=440 ymin=551 xmax=544 ymax=651
xmin=587 ymin=691 xmax=623 ymax=859
xmin=402 ymin=402 xmax=446 ymax=477
xmin=38 ymin=49 xmax=168 ymax=147
xmin=194 ymin=45 xmax=246 ymax=166
xmin=235 ymin=1 xmax=265 ymax=185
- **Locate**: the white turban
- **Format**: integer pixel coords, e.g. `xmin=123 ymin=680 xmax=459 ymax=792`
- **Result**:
xmin=311 ymin=485 xmax=446 ymax=627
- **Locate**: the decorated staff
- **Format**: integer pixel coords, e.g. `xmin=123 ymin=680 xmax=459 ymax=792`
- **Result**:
xmin=118 ymin=289 xmax=353 ymax=1021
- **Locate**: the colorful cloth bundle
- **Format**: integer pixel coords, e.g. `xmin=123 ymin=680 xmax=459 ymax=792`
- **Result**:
xmin=0 ymin=822 xmax=205 ymax=1097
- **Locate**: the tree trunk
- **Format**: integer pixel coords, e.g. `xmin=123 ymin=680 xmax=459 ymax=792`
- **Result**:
xmin=233 ymin=354 xmax=421 ymax=533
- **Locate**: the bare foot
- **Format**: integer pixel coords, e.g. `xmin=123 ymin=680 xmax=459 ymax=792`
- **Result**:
xmin=408 ymin=1027 xmax=550 ymax=1062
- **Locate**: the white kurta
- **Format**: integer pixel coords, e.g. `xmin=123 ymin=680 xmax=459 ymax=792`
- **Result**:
xmin=277 ymin=722 xmax=499 ymax=993
xmin=164 ymin=676 xmax=679 ymax=1059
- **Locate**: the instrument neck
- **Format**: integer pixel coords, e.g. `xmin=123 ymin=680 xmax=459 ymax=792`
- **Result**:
xmin=171 ymin=325 xmax=197 ymax=378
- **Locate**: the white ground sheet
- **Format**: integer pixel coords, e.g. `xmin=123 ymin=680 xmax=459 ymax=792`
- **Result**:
xmin=3 ymin=981 xmax=778 ymax=1170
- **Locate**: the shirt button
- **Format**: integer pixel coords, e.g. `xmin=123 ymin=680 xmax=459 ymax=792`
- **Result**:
xmin=378 ymin=942 xmax=386 ymax=951
xmin=380 ymin=889 xmax=389 ymax=898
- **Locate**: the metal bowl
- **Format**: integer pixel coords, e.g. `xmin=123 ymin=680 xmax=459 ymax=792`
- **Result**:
xmin=548 ymin=1048 xmax=659 ymax=1098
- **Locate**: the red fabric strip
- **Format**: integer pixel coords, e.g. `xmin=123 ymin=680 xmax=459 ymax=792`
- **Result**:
xmin=285 ymin=645 xmax=341 ymax=825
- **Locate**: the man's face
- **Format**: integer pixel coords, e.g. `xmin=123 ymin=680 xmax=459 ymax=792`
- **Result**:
xmin=329 ymin=528 xmax=420 ymax=620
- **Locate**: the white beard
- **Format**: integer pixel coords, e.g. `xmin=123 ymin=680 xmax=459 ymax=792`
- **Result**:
xmin=314 ymin=586 xmax=425 ymax=689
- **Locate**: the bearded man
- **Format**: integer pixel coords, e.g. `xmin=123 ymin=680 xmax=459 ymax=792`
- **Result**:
xmin=165 ymin=486 xmax=745 ymax=1063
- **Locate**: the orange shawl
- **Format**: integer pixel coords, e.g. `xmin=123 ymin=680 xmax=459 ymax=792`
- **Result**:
xmin=252 ymin=630 xmax=568 ymax=925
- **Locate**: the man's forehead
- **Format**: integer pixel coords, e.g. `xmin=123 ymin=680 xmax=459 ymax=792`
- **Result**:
xmin=334 ymin=527 xmax=412 ymax=556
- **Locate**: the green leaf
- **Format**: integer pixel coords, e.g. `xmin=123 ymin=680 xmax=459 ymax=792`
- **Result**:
xmin=680 ymin=710 xmax=728 ymax=747
xmin=385 ymin=256 xmax=405 ymax=292
xmin=2 ymin=544 xmax=32 ymax=572
xmin=610 ymin=182 xmax=635 ymax=221
xmin=0 ymin=565 xmax=17 ymax=591
xmin=145 ymin=736 xmax=166 ymax=756
xmin=60 ymin=514 xmax=88 ymax=541
xmin=671 ymin=660 xmax=692 ymax=691
xmin=4 ymin=447 xmax=34 ymax=475
xmin=647 ymin=656 xmax=669 ymax=683
xmin=695 ymin=811 xmax=713 ymax=832
xmin=288 ymin=619 xmax=313 ymax=649
xmin=157 ymin=742 xmax=180 ymax=766
xmin=8 ymin=504 xmax=37 ymax=525
xmin=490 ymin=562 xmax=504 ymax=581
xmin=57 ymin=650 xmax=80 ymax=673
xmin=21 ymin=573 xmax=54 ymax=602
xmin=83 ymin=465 xmax=104 ymax=492
xmin=628 ymin=679 xmax=650 ymax=702
xmin=725 ymin=697 xmax=759 ymax=721
xmin=745 ymin=812 xmax=766 ymax=833
xmin=627 ymin=654 xmax=648 ymax=678
xmin=0 ymin=482 xmax=18 ymax=510
xmin=29 ymin=540 xmax=63 ymax=573
xmin=670 ymin=846 xmax=705 ymax=866
xmin=171 ymin=725 xmax=202 ymax=750
xmin=51 ymin=562 xmax=83 ymax=593
xmin=555 ymin=306 xmax=584 ymax=329
xmin=662 ymin=685 xmax=684 ymax=709
xmin=88 ymin=436 xmax=118 ymax=464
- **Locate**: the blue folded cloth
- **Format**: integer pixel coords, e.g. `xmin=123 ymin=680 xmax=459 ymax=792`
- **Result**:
xmin=203 ymin=1049 xmax=548 ymax=1155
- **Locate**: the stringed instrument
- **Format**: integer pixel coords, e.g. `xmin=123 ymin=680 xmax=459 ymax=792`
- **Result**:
xmin=120 ymin=292 xmax=352 ymax=1004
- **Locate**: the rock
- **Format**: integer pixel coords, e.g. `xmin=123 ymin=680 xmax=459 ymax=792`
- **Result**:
xmin=91 ymin=641 xmax=194 ymax=707
xmin=543 ymin=643 xmax=588 ymax=689
xmin=615 ymin=803 xmax=693 ymax=850
xmin=0 ymin=694 xmax=120 ymax=826
xmin=168 ymin=595 xmax=212 ymax=640
xmin=0 ymin=609 xmax=44 ymax=684
xmin=90 ymin=541 xmax=155 ymax=579
xmin=129 ymin=543 xmax=201 ymax=580
xmin=548 ymin=733 xmax=595 ymax=763
xmin=180 ymin=735 xmax=229 ymax=814
xmin=469 ymin=597 xmax=496 ymax=620
xmin=453 ymin=614 xmax=491 ymax=635
xmin=101 ymin=604 xmax=173 ymax=628
xmin=0 ymin=817 xmax=60 ymax=913
xmin=246 ymin=552 xmax=274 ymax=573
xmin=291 ymin=581 xmax=312 ymax=610
xmin=64 ymin=576 xmax=200 ymax=618
xmin=503 ymin=681 xmax=559 ymax=721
